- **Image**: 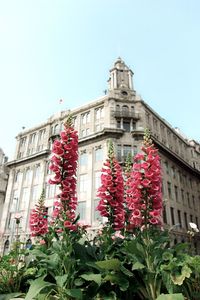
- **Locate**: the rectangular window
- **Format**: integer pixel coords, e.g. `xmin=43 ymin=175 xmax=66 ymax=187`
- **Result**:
xmin=184 ymin=212 xmax=188 ymax=230
xmin=32 ymin=185 xmax=39 ymax=202
xmin=34 ymin=165 xmax=41 ymax=183
xmin=95 ymin=171 xmax=101 ymax=190
xmin=123 ymin=121 xmax=130 ymax=132
xmin=95 ymin=147 xmax=103 ymax=162
xmin=123 ymin=145 xmax=132 ymax=160
xmin=117 ymin=120 xmax=121 ymax=129
xmin=174 ymin=186 xmax=178 ymax=202
xmin=190 ymin=215 xmax=193 ymax=222
xmin=20 ymin=187 xmax=29 ymax=211
xmin=167 ymin=182 xmax=172 ymax=199
xmin=170 ymin=207 xmax=175 ymax=225
xmin=95 ymin=107 xmax=104 ymax=119
xmin=163 ymin=206 xmax=167 ymax=224
xmin=165 ymin=162 xmax=169 ymax=174
xmin=187 ymin=192 xmax=191 ymax=208
xmin=80 ymin=152 xmax=88 ymax=166
xmin=82 ymin=112 xmax=90 ymax=124
xmin=10 ymin=195 xmax=18 ymax=212
xmin=117 ymin=145 xmax=122 ymax=161
xmin=192 ymin=195 xmax=195 ymax=208
xmin=181 ymin=189 xmax=184 ymax=204
xmin=80 ymin=174 xmax=88 ymax=192
xmin=177 ymin=210 xmax=182 ymax=228
xmin=77 ymin=201 xmax=86 ymax=220
xmin=93 ymin=199 xmax=102 ymax=222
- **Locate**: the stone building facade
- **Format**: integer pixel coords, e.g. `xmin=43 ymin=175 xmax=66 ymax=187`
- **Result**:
xmin=1 ymin=58 xmax=200 ymax=253
xmin=0 ymin=148 xmax=9 ymax=227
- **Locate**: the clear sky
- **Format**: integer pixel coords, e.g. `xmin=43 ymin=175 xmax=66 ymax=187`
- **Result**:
xmin=0 ymin=0 xmax=200 ymax=159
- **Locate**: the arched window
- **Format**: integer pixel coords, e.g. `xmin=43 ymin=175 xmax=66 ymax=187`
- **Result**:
xmin=3 ymin=240 xmax=9 ymax=255
xmin=122 ymin=105 xmax=129 ymax=114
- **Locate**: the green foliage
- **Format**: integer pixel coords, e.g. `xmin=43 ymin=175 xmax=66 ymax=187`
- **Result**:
xmin=156 ymin=294 xmax=185 ymax=300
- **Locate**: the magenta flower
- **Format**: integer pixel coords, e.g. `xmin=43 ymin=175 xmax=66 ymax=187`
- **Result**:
xmin=49 ymin=115 xmax=78 ymax=227
xmin=126 ymin=131 xmax=162 ymax=230
xmin=29 ymin=191 xmax=48 ymax=237
xmin=96 ymin=140 xmax=125 ymax=231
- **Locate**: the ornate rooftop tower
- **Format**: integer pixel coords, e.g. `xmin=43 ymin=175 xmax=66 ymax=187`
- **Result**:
xmin=107 ymin=57 xmax=136 ymax=99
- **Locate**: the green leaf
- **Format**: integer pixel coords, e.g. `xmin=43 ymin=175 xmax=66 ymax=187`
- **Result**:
xmin=156 ymin=294 xmax=185 ymax=300
xmin=25 ymin=277 xmax=56 ymax=300
xmin=81 ymin=273 xmax=101 ymax=285
xmin=120 ymin=265 xmax=133 ymax=277
xmin=0 ymin=293 xmax=24 ymax=300
xmin=132 ymin=261 xmax=145 ymax=270
xmin=74 ymin=278 xmax=84 ymax=286
xmin=171 ymin=265 xmax=192 ymax=285
xmin=96 ymin=259 xmax=120 ymax=271
xmin=103 ymin=274 xmax=129 ymax=291
xmin=55 ymin=274 xmax=68 ymax=288
xmin=65 ymin=289 xmax=82 ymax=299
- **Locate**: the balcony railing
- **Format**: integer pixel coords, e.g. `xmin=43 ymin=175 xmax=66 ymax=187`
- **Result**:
xmin=112 ymin=109 xmax=140 ymax=119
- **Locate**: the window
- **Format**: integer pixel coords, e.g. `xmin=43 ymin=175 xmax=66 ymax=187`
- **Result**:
xmin=86 ymin=128 xmax=90 ymax=135
xmin=177 ymin=210 xmax=182 ymax=228
xmin=29 ymin=133 xmax=36 ymax=144
xmin=184 ymin=212 xmax=188 ymax=230
xmin=117 ymin=120 xmax=121 ymax=129
xmin=82 ymin=112 xmax=90 ymax=124
xmin=190 ymin=215 xmax=193 ymax=222
xmin=122 ymin=105 xmax=129 ymax=115
xmin=95 ymin=171 xmax=101 ymax=190
xmin=174 ymin=186 xmax=178 ymax=202
xmin=117 ymin=145 xmax=122 ymax=161
xmin=38 ymin=129 xmax=46 ymax=140
xmin=80 ymin=152 xmax=88 ymax=166
xmin=123 ymin=121 xmax=130 ymax=132
xmin=95 ymin=147 xmax=103 ymax=162
xmin=123 ymin=145 xmax=132 ymax=160
xmin=72 ymin=117 xmax=77 ymax=128
xmin=93 ymin=199 xmax=102 ymax=222
xmin=192 ymin=195 xmax=195 ymax=208
xmin=24 ymin=168 xmax=32 ymax=185
xmin=34 ymin=165 xmax=41 ymax=183
xmin=46 ymin=184 xmax=56 ymax=199
xmin=167 ymin=182 xmax=172 ymax=199
xmin=171 ymin=167 xmax=175 ymax=178
xmin=77 ymin=201 xmax=86 ymax=220
xmin=20 ymin=137 xmax=27 ymax=147
xmin=80 ymin=174 xmax=88 ymax=192
xmin=170 ymin=207 xmax=175 ymax=225
xmin=164 ymin=161 xmax=169 ymax=174
xmin=181 ymin=189 xmax=184 ymax=204
xmin=187 ymin=192 xmax=191 ymax=208
xmin=53 ymin=124 xmax=59 ymax=135
xmin=163 ymin=206 xmax=167 ymax=224
xmin=32 ymin=185 xmax=39 ymax=202
xmin=133 ymin=146 xmax=138 ymax=156
xmin=3 ymin=240 xmax=9 ymax=255
xmin=20 ymin=187 xmax=29 ymax=210
xmin=10 ymin=193 xmax=18 ymax=212
xmin=14 ymin=171 xmax=21 ymax=183
xmin=95 ymin=107 xmax=104 ymax=119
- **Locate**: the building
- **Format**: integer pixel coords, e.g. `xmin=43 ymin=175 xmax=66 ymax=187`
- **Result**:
xmin=1 ymin=58 xmax=200 ymax=253
xmin=0 ymin=148 xmax=9 ymax=228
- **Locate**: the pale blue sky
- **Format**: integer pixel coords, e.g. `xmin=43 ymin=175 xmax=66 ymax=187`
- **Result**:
xmin=0 ymin=0 xmax=199 ymax=159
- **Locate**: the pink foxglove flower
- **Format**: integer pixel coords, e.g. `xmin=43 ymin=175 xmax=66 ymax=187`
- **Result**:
xmin=96 ymin=140 xmax=125 ymax=231
xmin=29 ymin=190 xmax=48 ymax=237
xmin=126 ymin=130 xmax=162 ymax=229
xmin=49 ymin=115 xmax=78 ymax=228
